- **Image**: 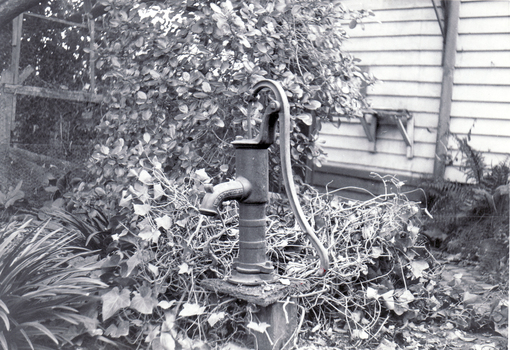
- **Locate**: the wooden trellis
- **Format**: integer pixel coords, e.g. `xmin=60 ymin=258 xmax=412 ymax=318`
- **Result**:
xmin=0 ymin=0 xmax=103 ymax=145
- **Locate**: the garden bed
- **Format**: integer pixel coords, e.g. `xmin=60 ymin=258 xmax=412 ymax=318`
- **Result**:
xmin=2 ymin=169 xmax=507 ymax=350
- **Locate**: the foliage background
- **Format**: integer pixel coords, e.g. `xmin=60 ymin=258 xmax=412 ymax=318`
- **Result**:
xmin=1 ymin=0 xmax=102 ymax=162
xmin=75 ymin=0 xmax=375 ymax=216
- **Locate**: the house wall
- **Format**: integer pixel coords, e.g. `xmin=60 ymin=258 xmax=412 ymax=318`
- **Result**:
xmin=311 ymin=0 xmax=510 ymax=199
xmin=445 ymin=0 xmax=510 ymax=182
xmin=311 ymin=0 xmax=443 ymax=199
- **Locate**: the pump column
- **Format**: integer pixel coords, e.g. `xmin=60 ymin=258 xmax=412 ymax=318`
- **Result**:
xmin=229 ymin=145 xmax=276 ymax=285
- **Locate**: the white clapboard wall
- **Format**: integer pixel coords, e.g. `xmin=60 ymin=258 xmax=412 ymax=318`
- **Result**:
xmin=445 ymin=0 xmax=510 ymax=182
xmin=313 ymin=0 xmax=442 ymax=198
xmin=312 ymin=0 xmax=510 ymax=197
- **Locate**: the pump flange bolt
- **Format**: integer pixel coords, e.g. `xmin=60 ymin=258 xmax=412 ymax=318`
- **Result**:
xmin=269 ymin=101 xmax=280 ymax=110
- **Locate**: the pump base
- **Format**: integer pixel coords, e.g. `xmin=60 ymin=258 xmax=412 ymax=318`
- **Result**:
xmin=228 ymin=270 xmax=278 ymax=286
xmin=201 ymin=278 xmax=310 ymax=307
xmin=201 ymin=278 xmax=311 ymax=350
xmin=228 ymin=260 xmax=276 ymax=285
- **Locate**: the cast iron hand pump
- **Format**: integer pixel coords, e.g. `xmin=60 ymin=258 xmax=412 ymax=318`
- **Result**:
xmin=199 ymin=80 xmax=329 ymax=285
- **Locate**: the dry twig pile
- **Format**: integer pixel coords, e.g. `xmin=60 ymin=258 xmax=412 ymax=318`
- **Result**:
xmin=136 ymin=170 xmax=436 ymax=347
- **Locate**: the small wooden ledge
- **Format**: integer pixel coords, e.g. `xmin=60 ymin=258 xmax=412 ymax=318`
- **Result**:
xmin=2 ymin=84 xmax=103 ymax=103
xmin=358 ymin=109 xmax=414 ymax=159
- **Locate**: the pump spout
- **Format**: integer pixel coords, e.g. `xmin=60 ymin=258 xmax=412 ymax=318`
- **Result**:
xmin=199 ymin=177 xmax=252 ymax=216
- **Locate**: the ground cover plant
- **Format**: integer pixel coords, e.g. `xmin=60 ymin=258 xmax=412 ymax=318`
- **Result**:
xmin=422 ymin=135 xmax=509 ymax=286
xmin=32 ymin=133 xmax=506 ymax=349
xmin=9 ymin=167 xmax=508 ymax=350
xmin=52 ymin=167 xmax=489 ymax=349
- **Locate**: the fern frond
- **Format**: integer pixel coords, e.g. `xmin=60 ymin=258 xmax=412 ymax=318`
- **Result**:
xmin=455 ymin=135 xmax=485 ymax=184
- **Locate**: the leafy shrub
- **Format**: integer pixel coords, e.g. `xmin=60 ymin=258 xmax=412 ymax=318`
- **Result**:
xmin=0 ymin=220 xmax=107 ymax=350
xmin=38 ymin=205 xmax=118 ymax=253
xmin=0 ymin=181 xmax=25 ymax=216
xmin=74 ymin=0 xmax=375 ymax=218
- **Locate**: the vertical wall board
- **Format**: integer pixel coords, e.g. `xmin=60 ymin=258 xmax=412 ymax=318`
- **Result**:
xmin=362 ymin=7 xmax=439 ymax=22
xmin=459 ymin=1 xmax=510 ymax=18
xmin=411 ymin=112 xmax=439 ymax=128
xmin=449 ymin=134 xmax=510 ymax=155
xmin=450 ymin=118 xmax=510 ymax=137
xmin=457 ymin=34 xmax=510 ymax=51
xmin=342 ymin=0 xmax=435 ymax=11
xmin=320 ymin=123 xmax=437 ymax=144
xmin=444 ymin=166 xmax=469 ymax=183
xmin=346 ymin=20 xmax=442 ymax=37
xmin=368 ymin=66 xmax=444 ymax=83
xmin=343 ymin=36 xmax=443 ymax=51
xmin=450 ymin=101 xmax=510 ymax=120
xmin=453 ymin=67 xmax=510 ymax=85
xmin=458 ymin=17 xmax=510 ymax=34
xmin=367 ymin=81 xmax=442 ymax=98
xmin=367 ymin=96 xmax=441 ymax=113
xmin=452 ymin=84 xmax=510 ymax=103
xmin=328 ymin=111 xmax=438 ymax=129
xmin=348 ymin=50 xmax=443 ymax=66
xmin=455 ymin=51 xmax=510 ymax=68
xmin=320 ymin=135 xmax=436 ymax=158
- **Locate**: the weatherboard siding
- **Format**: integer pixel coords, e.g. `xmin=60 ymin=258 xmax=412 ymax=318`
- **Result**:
xmin=312 ymin=0 xmax=510 ymax=195
xmin=313 ymin=0 xmax=442 ymax=198
xmin=446 ymin=0 xmax=510 ymax=182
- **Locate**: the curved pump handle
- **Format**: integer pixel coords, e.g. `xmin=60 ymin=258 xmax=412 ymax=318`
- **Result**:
xmin=252 ymin=79 xmax=330 ymax=275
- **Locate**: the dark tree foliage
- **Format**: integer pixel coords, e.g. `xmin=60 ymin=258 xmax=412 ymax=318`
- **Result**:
xmin=0 ymin=0 xmax=46 ymax=27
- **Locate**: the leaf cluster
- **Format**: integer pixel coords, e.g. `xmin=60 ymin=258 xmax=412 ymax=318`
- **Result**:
xmin=55 ymin=168 xmax=443 ymax=348
xmin=79 ymin=0 xmax=375 ymax=218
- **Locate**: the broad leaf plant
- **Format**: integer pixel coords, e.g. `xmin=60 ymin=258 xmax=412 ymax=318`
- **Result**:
xmin=77 ymin=0 xmax=375 ymax=215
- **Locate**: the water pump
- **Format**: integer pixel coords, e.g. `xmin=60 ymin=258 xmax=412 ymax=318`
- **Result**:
xmin=199 ymin=80 xmax=329 ymax=285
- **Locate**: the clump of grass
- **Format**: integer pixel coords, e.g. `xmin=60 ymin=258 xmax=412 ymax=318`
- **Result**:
xmin=0 ymin=220 xmax=106 ymax=350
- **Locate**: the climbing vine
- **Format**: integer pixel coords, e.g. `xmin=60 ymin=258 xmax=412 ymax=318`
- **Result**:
xmin=76 ymin=0 xmax=375 ymax=215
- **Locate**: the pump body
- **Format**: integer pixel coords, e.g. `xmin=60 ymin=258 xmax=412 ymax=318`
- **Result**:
xmin=200 ymin=125 xmax=277 ymax=285
xmin=199 ymin=80 xmax=329 ymax=285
